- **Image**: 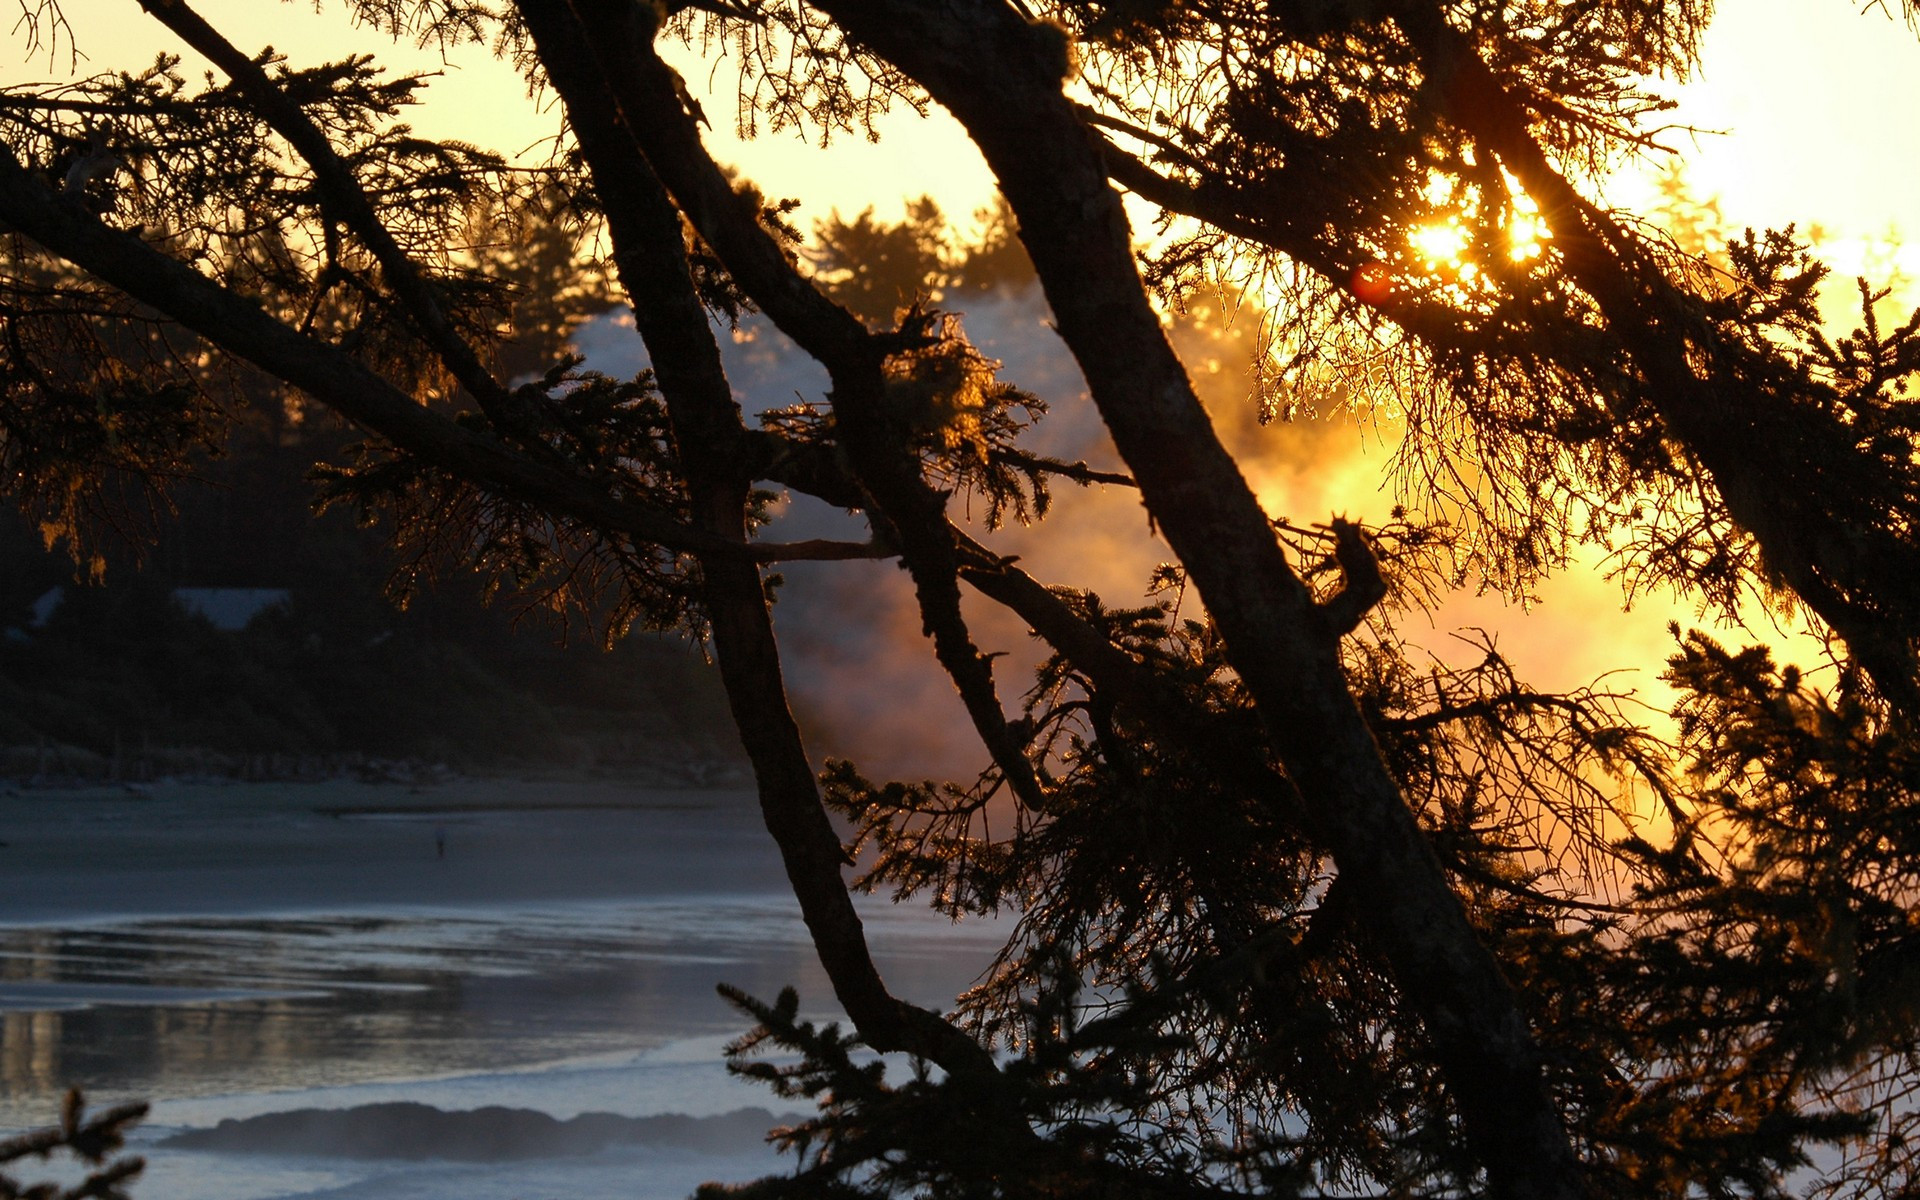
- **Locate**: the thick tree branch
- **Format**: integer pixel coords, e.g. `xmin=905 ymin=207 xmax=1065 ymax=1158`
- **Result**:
xmin=519 ymin=0 xmax=996 ymax=1077
xmin=787 ymin=1 xmax=1589 ymax=1194
xmin=750 ymin=537 xmax=892 ymax=562
xmin=1095 ymin=132 xmax=1534 ymax=361
xmin=541 ymin=0 xmax=870 ymax=369
xmin=741 ymin=428 xmax=868 ymax=509
xmin=1385 ymin=0 xmax=1920 ymax=714
xmin=1317 ymin=517 xmax=1388 ymax=638
xmin=545 ymin=0 xmax=1051 ymax=819
xmin=0 ymin=144 xmax=751 ymax=558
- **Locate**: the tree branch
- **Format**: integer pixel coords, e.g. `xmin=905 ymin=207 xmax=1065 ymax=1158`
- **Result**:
xmin=952 ymin=527 xmax=1311 ymax=826
xmin=1384 ymin=0 xmax=1920 ymax=714
xmin=748 ymin=537 xmax=892 ymax=562
xmin=545 ymin=0 xmax=1052 ymax=819
xmin=1072 ymin=102 xmax=1203 ymax=170
xmin=779 ymin=1 xmax=1590 ymax=1193
xmin=0 ymin=145 xmax=732 ymax=558
xmin=134 ymin=0 xmax=520 ymax=429
xmin=1317 ymin=516 xmax=1388 ymax=638
xmin=987 ymin=446 xmax=1135 ymax=489
xmin=519 ymin=0 xmax=998 ymax=1078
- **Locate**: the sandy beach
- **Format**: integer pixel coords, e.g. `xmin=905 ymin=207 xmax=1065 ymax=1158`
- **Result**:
xmin=0 ymin=778 xmax=784 ymax=925
xmin=0 ymin=778 xmax=1004 ymax=1199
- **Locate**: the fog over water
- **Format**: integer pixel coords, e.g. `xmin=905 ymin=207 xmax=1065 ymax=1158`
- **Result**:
xmin=575 ymin=281 xmax=1696 ymax=784
xmin=0 ymin=780 xmax=1005 ymax=1199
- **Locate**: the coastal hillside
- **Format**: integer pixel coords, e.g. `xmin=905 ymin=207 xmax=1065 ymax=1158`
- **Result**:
xmin=0 ymin=431 xmax=744 ymax=784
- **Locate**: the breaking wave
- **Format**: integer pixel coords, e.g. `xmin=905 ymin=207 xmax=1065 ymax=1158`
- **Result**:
xmin=161 ymin=1102 xmax=795 ymax=1161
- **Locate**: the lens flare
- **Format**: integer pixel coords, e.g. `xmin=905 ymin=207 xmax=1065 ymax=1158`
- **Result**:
xmin=1507 ymin=210 xmax=1548 ymax=261
xmin=1351 ymin=262 xmax=1398 ymax=306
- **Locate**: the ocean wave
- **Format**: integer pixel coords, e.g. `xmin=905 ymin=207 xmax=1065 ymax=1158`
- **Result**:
xmin=161 ymin=1102 xmax=796 ymax=1161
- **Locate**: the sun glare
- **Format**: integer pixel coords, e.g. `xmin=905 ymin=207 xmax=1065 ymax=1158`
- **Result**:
xmin=1504 ymin=187 xmax=1548 ymax=262
xmin=1506 ymin=213 xmax=1548 ymax=262
xmin=1411 ymin=219 xmax=1471 ymax=269
xmin=1394 ymin=181 xmax=1550 ymax=304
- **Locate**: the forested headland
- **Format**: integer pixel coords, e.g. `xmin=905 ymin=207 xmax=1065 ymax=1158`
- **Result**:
xmin=0 ymin=196 xmax=745 ymax=784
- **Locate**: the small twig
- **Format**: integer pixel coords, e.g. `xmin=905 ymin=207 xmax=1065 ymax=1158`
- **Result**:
xmin=749 ymin=536 xmax=894 ymax=562
xmin=1072 ymin=102 xmax=1203 ymax=170
xmin=988 ymin=447 xmax=1135 ymax=488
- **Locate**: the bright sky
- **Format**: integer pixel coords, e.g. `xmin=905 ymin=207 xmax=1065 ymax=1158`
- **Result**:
xmin=2 ymin=0 xmax=999 ymax=227
xmin=7 ymin=0 xmax=1917 ymax=729
xmin=13 ymin=0 xmax=1916 ymax=246
xmin=1608 ymin=0 xmax=1920 ymax=275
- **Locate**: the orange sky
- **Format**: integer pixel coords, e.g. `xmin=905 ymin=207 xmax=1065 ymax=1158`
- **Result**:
xmin=6 ymin=0 xmax=1916 ymax=762
xmin=18 ymin=1 xmax=1917 ymax=242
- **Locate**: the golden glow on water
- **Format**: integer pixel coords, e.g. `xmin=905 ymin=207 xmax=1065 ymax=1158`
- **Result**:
xmin=2 ymin=1011 xmax=63 ymax=1099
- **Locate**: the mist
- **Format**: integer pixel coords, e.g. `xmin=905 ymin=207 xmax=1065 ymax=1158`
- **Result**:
xmin=572 ymin=277 xmax=1701 ymax=783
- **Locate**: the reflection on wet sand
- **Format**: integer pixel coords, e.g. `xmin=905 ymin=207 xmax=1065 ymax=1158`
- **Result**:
xmin=3 ymin=1010 xmax=61 ymax=1101
xmin=0 ymin=779 xmax=1004 ymax=1179
xmin=0 ymin=902 xmax=995 ymax=1131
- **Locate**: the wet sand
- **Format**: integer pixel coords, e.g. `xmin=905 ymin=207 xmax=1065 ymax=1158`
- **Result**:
xmin=0 ymin=779 xmax=783 ymax=926
xmin=0 ymin=777 xmax=1004 ymax=1200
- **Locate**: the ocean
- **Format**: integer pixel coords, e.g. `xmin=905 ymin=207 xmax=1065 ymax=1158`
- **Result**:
xmin=0 ymin=779 xmax=1005 ymax=1199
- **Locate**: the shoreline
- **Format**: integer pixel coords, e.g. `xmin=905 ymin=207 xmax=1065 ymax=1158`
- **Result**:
xmin=0 ymin=751 xmax=752 ymax=794
xmin=0 ymin=776 xmax=782 ymax=929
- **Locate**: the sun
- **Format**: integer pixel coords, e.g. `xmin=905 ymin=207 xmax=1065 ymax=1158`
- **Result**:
xmin=1411 ymin=218 xmax=1472 ymax=270
xmin=1503 ymin=189 xmax=1548 ymax=262
xmin=1405 ymin=180 xmax=1550 ymax=288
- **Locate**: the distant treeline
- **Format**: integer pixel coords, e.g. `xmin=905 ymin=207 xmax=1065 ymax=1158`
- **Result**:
xmin=0 ymin=416 xmax=744 ymax=784
xmin=0 ymin=197 xmax=1033 ymax=785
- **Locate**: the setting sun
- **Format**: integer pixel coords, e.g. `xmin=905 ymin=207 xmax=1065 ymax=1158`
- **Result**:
xmin=1505 ymin=192 xmax=1549 ymax=262
xmin=1411 ymin=218 xmax=1471 ymax=269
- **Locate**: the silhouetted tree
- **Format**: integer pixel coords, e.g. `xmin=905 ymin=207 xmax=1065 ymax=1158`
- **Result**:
xmin=809 ymin=197 xmax=953 ymax=322
xmin=3 ymin=2 xmax=1920 ymax=1198
xmin=807 ymin=195 xmax=1037 ymax=320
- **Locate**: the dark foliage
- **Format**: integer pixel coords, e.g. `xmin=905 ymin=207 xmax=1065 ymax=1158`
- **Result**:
xmin=3 ymin=1 xmax=1920 ymax=1198
xmin=0 ymin=1091 xmax=146 ymax=1200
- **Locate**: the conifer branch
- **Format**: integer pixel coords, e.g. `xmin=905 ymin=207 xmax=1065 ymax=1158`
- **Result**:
xmin=543 ymin=0 xmax=1052 ymax=820
xmin=0 ymin=1090 xmax=148 ymax=1200
xmin=134 ymin=0 xmax=523 ymax=439
xmin=0 ymin=146 xmax=733 ymax=559
xmin=518 ymin=0 xmax=1003 ymax=1077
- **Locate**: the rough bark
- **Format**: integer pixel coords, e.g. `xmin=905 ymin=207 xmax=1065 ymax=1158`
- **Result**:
xmin=784 ymin=0 xmax=1591 ymax=1194
xmin=518 ymin=0 xmax=996 ymax=1074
